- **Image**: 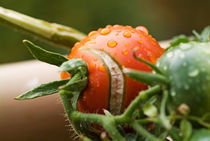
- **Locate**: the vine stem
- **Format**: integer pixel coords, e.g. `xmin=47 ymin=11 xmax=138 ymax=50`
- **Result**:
xmin=0 ymin=6 xmax=86 ymax=48
xmin=71 ymin=112 xmax=126 ymax=141
xmin=130 ymin=121 xmax=162 ymax=141
xmin=123 ymin=68 xmax=168 ymax=85
xmin=171 ymin=115 xmax=210 ymax=128
xmin=159 ymin=90 xmax=171 ymax=130
xmin=118 ymin=85 xmax=161 ymax=121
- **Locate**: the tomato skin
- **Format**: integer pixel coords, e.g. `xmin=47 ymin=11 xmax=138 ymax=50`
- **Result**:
xmin=61 ymin=25 xmax=164 ymax=114
xmin=158 ymin=42 xmax=210 ymax=116
xmin=190 ymin=129 xmax=210 ymax=141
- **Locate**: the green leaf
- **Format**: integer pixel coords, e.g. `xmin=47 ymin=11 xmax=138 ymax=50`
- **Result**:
xmin=143 ymin=104 xmax=158 ymax=117
xmin=23 ymin=40 xmax=68 ymax=66
xmin=60 ymin=58 xmax=88 ymax=75
xmin=16 ymin=79 xmax=69 ymax=100
xmin=180 ymin=119 xmax=192 ymax=141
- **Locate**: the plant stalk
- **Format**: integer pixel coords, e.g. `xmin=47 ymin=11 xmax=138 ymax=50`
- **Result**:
xmin=0 ymin=6 xmax=86 ymax=48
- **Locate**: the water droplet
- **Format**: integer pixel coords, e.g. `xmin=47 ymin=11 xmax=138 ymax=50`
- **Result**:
xmin=122 ymin=49 xmax=129 ymax=55
xmin=138 ymin=40 xmax=143 ymax=44
xmin=184 ymin=84 xmax=189 ymax=90
xmin=100 ymin=28 xmax=111 ymax=35
xmin=131 ymin=29 xmax=135 ymax=33
xmin=163 ymin=66 xmax=168 ymax=70
xmin=88 ymin=41 xmax=96 ymax=44
xmin=91 ymin=63 xmax=96 ymax=69
xmin=182 ymin=62 xmax=187 ymax=66
xmin=88 ymin=31 xmax=97 ymax=37
xmin=156 ymin=62 xmax=160 ymax=67
xmin=94 ymin=57 xmax=98 ymax=61
xmin=98 ymin=64 xmax=106 ymax=72
xmin=171 ymin=91 xmax=176 ymax=96
xmin=123 ymin=31 xmax=131 ymax=38
xmin=180 ymin=43 xmax=191 ymax=50
xmin=136 ymin=26 xmax=148 ymax=35
xmin=117 ymin=29 xmax=121 ymax=32
xmin=166 ymin=52 xmax=173 ymax=58
xmin=107 ymin=40 xmax=117 ymax=48
xmin=179 ymin=52 xmax=185 ymax=58
xmin=188 ymin=69 xmax=199 ymax=77
xmin=169 ymin=76 xmax=173 ymax=80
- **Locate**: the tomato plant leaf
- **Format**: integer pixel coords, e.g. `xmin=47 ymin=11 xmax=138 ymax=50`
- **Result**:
xmin=180 ymin=119 xmax=192 ymax=141
xmin=23 ymin=40 xmax=68 ymax=66
xmin=16 ymin=79 xmax=69 ymax=100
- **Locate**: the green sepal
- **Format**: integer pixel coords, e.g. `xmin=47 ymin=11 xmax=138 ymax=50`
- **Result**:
xmin=59 ymin=74 xmax=88 ymax=110
xmin=23 ymin=40 xmax=68 ymax=66
xmin=169 ymin=35 xmax=189 ymax=48
xmin=180 ymin=119 xmax=192 ymax=141
xmin=60 ymin=58 xmax=88 ymax=76
xmin=193 ymin=26 xmax=210 ymax=42
xmin=16 ymin=79 xmax=69 ymax=100
xmin=59 ymin=59 xmax=88 ymax=110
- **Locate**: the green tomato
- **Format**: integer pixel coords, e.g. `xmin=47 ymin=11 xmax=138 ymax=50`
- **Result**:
xmin=190 ymin=129 xmax=210 ymax=141
xmin=158 ymin=42 xmax=210 ymax=116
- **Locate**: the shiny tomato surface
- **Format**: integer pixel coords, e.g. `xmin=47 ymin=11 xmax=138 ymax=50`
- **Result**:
xmin=61 ymin=25 xmax=164 ymax=114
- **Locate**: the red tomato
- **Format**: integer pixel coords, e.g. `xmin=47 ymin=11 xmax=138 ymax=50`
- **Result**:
xmin=61 ymin=25 xmax=164 ymax=115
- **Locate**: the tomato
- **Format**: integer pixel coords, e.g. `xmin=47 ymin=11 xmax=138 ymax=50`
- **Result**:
xmin=190 ymin=129 xmax=210 ymax=141
xmin=61 ymin=25 xmax=164 ymax=115
xmin=157 ymin=42 xmax=210 ymax=116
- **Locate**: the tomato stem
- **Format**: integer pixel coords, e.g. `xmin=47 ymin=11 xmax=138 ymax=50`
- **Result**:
xmin=121 ymin=85 xmax=161 ymax=119
xmin=123 ymin=68 xmax=168 ymax=85
xmin=133 ymin=47 xmax=164 ymax=74
xmin=130 ymin=121 xmax=162 ymax=141
xmin=0 ymin=6 xmax=86 ymax=48
xmin=71 ymin=112 xmax=125 ymax=141
xmin=159 ymin=90 xmax=171 ymax=130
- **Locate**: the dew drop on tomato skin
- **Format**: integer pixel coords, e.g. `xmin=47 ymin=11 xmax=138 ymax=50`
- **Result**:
xmin=107 ymin=39 xmax=118 ymax=48
xmin=66 ymin=25 xmax=164 ymax=114
xmin=138 ymin=39 xmax=143 ymax=44
xmin=100 ymin=28 xmax=111 ymax=35
xmin=122 ymin=49 xmax=129 ymax=55
xmin=123 ymin=31 xmax=131 ymax=38
xmin=136 ymin=26 xmax=148 ymax=35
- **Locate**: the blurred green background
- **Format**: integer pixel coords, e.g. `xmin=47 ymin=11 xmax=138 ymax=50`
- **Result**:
xmin=0 ymin=0 xmax=209 ymax=64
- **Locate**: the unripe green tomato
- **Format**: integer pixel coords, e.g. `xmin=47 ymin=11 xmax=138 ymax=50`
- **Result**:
xmin=190 ymin=129 xmax=210 ymax=141
xmin=158 ymin=42 xmax=210 ymax=116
